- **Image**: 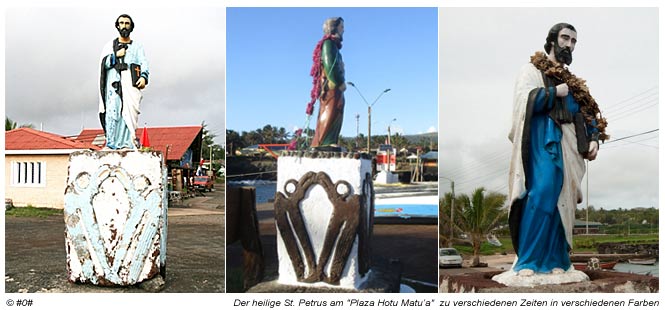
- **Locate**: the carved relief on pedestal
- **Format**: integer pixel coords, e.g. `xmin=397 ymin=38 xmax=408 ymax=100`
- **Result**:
xmin=64 ymin=151 xmax=165 ymax=286
xmin=275 ymin=171 xmax=372 ymax=285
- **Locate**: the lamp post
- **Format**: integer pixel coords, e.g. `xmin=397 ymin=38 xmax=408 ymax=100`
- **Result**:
xmin=387 ymin=118 xmax=397 ymax=145
xmin=355 ymin=113 xmax=360 ymax=149
xmin=346 ymin=82 xmax=390 ymax=152
xmin=440 ymin=176 xmax=455 ymax=247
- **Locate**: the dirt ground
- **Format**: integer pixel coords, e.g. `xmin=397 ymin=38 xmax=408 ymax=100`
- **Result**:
xmin=4 ymin=187 xmax=225 ymax=293
xmin=226 ymin=202 xmax=438 ymax=292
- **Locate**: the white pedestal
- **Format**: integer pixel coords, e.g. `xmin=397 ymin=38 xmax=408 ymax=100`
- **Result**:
xmin=492 ymin=266 xmax=590 ymax=287
xmin=64 ymin=150 xmax=167 ymax=285
xmin=275 ymin=152 xmax=374 ymax=289
xmin=374 ymin=171 xmax=399 ymax=184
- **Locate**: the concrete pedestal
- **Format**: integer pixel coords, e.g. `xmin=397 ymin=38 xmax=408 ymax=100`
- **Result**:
xmin=248 ymin=258 xmax=401 ymax=293
xmin=374 ymin=171 xmax=398 ymax=184
xmin=274 ymin=151 xmax=374 ymax=290
xmin=64 ymin=150 xmax=167 ymax=286
xmin=440 ymin=269 xmax=658 ymax=293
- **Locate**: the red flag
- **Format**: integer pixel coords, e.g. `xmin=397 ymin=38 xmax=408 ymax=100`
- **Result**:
xmin=140 ymin=126 xmax=151 ymax=147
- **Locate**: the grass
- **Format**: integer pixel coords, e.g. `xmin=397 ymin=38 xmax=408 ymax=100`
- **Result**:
xmin=454 ymin=238 xmax=514 ymax=256
xmin=572 ymin=234 xmax=659 ymax=252
xmin=453 ymin=234 xmax=658 ymax=256
xmin=6 ymin=206 xmax=63 ymax=218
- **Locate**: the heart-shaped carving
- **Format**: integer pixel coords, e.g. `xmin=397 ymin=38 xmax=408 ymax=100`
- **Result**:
xmin=275 ymin=171 xmax=365 ymax=285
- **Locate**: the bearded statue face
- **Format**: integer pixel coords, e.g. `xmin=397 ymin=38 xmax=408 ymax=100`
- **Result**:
xmin=551 ymin=27 xmax=577 ymax=65
xmin=116 ymin=16 xmax=133 ymax=38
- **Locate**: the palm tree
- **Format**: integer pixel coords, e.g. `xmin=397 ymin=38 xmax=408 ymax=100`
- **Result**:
xmin=456 ymin=187 xmax=507 ymax=266
xmin=5 ymin=117 xmax=34 ymax=131
xmin=6 ymin=117 xmax=17 ymax=131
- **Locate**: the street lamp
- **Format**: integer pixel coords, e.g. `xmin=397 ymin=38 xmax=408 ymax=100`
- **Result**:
xmin=347 ymin=82 xmax=391 ymax=152
xmin=387 ymin=118 xmax=397 ymax=145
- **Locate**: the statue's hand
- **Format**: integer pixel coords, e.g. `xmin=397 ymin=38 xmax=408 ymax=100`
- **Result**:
xmin=136 ymin=77 xmax=146 ymax=89
xmin=326 ymin=80 xmax=336 ymax=90
xmin=587 ymin=141 xmax=599 ymax=161
xmin=556 ymin=83 xmax=569 ymax=97
xmin=116 ymin=48 xmax=126 ymax=58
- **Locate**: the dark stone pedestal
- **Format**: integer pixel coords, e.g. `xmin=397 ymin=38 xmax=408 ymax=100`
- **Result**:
xmin=248 ymin=259 xmax=402 ymax=293
xmin=440 ymin=270 xmax=659 ymax=293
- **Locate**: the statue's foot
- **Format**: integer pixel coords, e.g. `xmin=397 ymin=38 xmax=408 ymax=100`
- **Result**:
xmin=518 ymin=269 xmax=535 ymax=277
xmin=552 ymin=268 xmax=565 ymax=274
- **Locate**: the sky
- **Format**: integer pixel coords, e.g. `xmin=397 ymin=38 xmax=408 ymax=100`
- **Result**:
xmin=226 ymin=7 xmax=438 ymax=139
xmin=4 ymin=7 xmax=225 ymax=145
xmin=438 ymin=8 xmax=659 ymax=210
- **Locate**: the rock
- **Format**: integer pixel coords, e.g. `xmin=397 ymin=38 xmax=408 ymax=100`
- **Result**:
xmin=139 ymin=275 xmax=166 ymax=292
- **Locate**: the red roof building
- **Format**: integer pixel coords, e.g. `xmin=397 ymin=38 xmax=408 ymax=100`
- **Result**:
xmin=74 ymin=126 xmax=203 ymax=168
xmin=5 ymin=128 xmax=97 ymax=209
xmin=5 ymin=127 xmax=99 ymax=153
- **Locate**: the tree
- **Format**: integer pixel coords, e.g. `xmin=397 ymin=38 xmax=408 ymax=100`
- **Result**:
xmin=391 ymin=132 xmax=408 ymax=154
xmin=226 ymin=129 xmax=243 ymax=156
xmin=6 ymin=117 xmax=17 ymax=131
xmin=417 ymin=137 xmax=432 ymax=152
xmin=5 ymin=117 xmax=34 ymax=131
xmin=456 ymin=188 xmax=507 ymax=266
xmin=200 ymin=122 xmax=224 ymax=170
xmin=242 ymin=130 xmax=263 ymax=146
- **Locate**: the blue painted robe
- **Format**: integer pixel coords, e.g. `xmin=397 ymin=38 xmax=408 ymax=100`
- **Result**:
xmin=508 ymin=63 xmax=597 ymax=273
xmin=98 ymin=39 xmax=149 ymax=149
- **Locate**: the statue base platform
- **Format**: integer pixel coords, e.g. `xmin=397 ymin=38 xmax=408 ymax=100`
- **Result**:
xmin=492 ymin=267 xmax=589 ymax=287
xmin=440 ymin=269 xmax=658 ymax=293
xmin=64 ymin=150 xmax=167 ymax=286
xmin=248 ymin=258 xmax=402 ymax=293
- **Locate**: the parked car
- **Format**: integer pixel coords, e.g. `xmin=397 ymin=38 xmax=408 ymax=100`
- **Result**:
xmin=439 ymin=247 xmax=463 ymax=268
xmin=193 ymin=176 xmax=214 ymax=192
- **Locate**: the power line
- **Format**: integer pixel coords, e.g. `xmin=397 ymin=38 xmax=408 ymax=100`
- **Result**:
xmin=603 ymin=129 xmax=659 ymax=145
xmin=602 ymin=136 xmax=658 ymax=151
xmin=602 ymin=86 xmax=658 ymax=110
xmin=605 ymin=99 xmax=659 ymax=122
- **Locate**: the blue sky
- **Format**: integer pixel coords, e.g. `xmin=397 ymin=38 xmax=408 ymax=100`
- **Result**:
xmin=226 ymin=7 xmax=438 ymax=138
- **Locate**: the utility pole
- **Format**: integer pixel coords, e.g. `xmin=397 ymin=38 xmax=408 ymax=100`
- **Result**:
xmin=450 ymin=181 xmax=455 ymax=247
xmin=586 ymin=160 xmax=589 ymax=235
xmin=355 ymin=113 xmax=360 ymax=148
xmin=441 ymin=176 xmax=455 ymax=247
xmin=209 ymin=140 xmax=213 ymax=175
xmin=367 ymin=106 xmax=371 ymax=152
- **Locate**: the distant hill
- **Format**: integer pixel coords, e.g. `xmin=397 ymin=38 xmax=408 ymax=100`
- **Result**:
xmin=339 ymin=131 xmax=438 ymax=150
xmin=403 ymin=132 xmax=438 ymax=144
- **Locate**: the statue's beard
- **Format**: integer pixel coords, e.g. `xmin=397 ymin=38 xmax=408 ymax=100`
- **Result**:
xmin=554 ymin=44 xmax=573 ymax=65
xmin=118 ymin=28 xmax=132 ymax=38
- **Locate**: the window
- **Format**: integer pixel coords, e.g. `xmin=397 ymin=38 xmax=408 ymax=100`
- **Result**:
xmin=11 ymin=161 xmax=46 ymax=187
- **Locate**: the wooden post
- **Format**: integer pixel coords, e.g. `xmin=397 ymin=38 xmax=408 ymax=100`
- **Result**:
xmin=227 ymin=187 xmax=265 ymax=290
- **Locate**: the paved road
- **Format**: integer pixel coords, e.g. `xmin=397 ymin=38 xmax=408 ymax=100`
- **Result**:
xmin=226 ymin=201 xmax=438 ymax=292
xmin=4 ymin=187 xmax=225 ymax=293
